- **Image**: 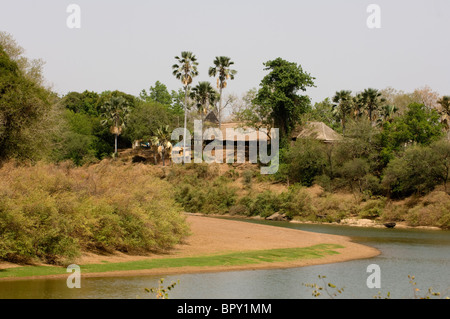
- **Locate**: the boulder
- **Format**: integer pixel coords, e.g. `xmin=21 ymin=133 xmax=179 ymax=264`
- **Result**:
xmin=266 ymin=212 xmax=290 ymax=221
xmin=341 ymin=218 xmax=377 ymax=227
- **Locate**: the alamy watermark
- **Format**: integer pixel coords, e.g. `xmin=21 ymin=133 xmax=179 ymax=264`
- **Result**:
xmin=66 ymin=4 xmax=381 ymax=30
xmin=367 ymin=4 xmax=381 ymax=29
xmin=67 ymin=264 xmax=81 ymax=288
xmin=367 ymin=264 xmax=381 ymax=289
xmin=66 ymin=4 xmax=81 ymax=29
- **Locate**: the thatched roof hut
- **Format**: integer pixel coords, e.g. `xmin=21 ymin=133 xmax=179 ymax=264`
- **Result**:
xmin=216 ymin=122 xmax=262 ymax=143
xmin=204 ymin=111 xmax=219 ymax=125
xmin=292 ymin=122 xmax=342 ymax=143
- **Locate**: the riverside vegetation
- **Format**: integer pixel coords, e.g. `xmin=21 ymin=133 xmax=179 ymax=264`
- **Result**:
xmin=0 ymin=161 xmax=189 ymax=265
xmin=165 ymin=160 xmax=450 ymax=229
xmin=1 ymin=31 xmax=450 ymax=267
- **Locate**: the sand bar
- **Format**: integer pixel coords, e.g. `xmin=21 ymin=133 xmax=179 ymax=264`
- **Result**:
xmin=0 ymin=215 xmax=380 ymax=281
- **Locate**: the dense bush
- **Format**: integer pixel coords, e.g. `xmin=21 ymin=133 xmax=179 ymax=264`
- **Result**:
xmin=0 ymin=161 xmax=189 ymax=265
xmin=358 ymin=198 xmax=387 ymax=219
xmin=173 ymin=167 xmax=237 ymax=215
xmin=0 ymin=44 xmax=53 ymax=162
xmin=246 ymin=191 xmax=282 ymax=218
xmin=403 ymin=191 xmax=450 ymax=229
xmin=278 ymin=185 xmax=315 ymax=219
xmin=381 ymin=139 xmax=450 ymax=198
xmin=286 ymin=139 xmax=327 ymax=186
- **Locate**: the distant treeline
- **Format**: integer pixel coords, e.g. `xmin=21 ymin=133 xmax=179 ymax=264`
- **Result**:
xmin=1 ymin=31 xmax=450 ymax=201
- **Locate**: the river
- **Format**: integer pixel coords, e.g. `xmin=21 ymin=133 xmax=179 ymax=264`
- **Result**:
xmin=0 ymin=220 xmax=449 ymax=299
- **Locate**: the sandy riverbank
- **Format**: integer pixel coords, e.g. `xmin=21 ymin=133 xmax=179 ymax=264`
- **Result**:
xmin=0 ymin=215 xmax=380 ymax=280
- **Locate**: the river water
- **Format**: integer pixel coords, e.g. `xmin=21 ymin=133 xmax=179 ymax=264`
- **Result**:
xmin=0 ymin=219 xmax=449 ymax=299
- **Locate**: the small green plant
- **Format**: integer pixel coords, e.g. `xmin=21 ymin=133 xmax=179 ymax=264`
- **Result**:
xmin=224 ymin=168 xmax=239 ymax=180
xmin=407 ymin=275 xmax=446 ymax=299
xmin=242 ymin=169 xmax=253 ymax=189
xmin=375 ymin=275 xmax=448 ymax=299
xmin=145 ymin=278 xmax=179 ymax=299
xmin=373 ymin=291 xmax=391 ymax=299
xmin=305 ymin=275 xmax=449 ymax=299
xmin=302 ymin=275 xmax=345 ymax=298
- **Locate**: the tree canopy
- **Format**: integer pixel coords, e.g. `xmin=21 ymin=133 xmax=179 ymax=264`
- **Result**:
xmin=253 ymin=58 xmax=315 ymax=140
xmin=0 ymin=44 xmax=52 ymax=162
xmin=140 ymin=81 xmax=173 ymax=106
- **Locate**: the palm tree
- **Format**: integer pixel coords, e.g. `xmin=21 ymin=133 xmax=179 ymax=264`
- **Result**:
xmin=208 ymin=56 xmax=237 ymax=129
xmin=190 ymin=81 xmax=217 ymax=128
xmin=151 ymin=125 xmax=172 ymax=166
xmin=100 ymin=96 xmax=130 ymax=156
xmin=438 ymin=96 xmax=450 ymax=139
xmin=352 ymin=93 xmax=365 ymax=119
xmin=377 ymin=104 xmax=398 ymax=127
xmin=172 ymin=51 xmax=199 ymax=163
xmin=332 ymin=90 xmax=353 ymax=136
xmin=360 ymin=88 xmax=386 ymax=124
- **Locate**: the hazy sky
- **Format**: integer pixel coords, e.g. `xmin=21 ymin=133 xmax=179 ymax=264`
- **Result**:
xmin=1 ymin=0 xmax=449 ymax=104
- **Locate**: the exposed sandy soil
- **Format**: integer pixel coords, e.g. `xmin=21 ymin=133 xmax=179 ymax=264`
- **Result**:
xmin=0 ymin=214 xmax=380 ymax=280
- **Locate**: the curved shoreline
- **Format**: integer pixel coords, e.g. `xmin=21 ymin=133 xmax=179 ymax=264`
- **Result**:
xmin=196 ymin=213 xmax=445 ymax=231
xmin=0 ymin=215 xmax=380 ymax=281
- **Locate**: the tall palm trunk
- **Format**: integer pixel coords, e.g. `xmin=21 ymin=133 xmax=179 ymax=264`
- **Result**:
xmin=115 ymin=134 xmax=118 ymax=156
xmin=183 ymin=87 xmax=188 ymax=164
xmin=342 ymin=115 xmax=346 ymax=137
xmin=218 ymin=87 xmax=223 ymax=130
xmin=162 ymin=146 xmax=166 ymax=167
xmin=114 ymin=117 xmax=119 ymax=156
xmin=202 ymin=98 xmax=207 ymax=130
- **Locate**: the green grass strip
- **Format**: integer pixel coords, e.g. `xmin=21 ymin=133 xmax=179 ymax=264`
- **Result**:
xmin=0 ymin=244 xmax=344 ymax=279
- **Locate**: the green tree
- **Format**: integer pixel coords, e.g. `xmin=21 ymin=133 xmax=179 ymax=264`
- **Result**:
xmin=170 ymin=89 xmax=187 ymax=122
xmin=382 ymin=145 xmax=439 ymax=198
xmin=208 ymin=56 xmax=237 ymax=129
xmin=333 ymin=119 xmax=381 ymax=169
xmin=96 ymin=90 xmax=137 ymax=112
xmin=151 ymin=125 xmax=172 ymax=166
xmin=0 ymin=31 xmax=45 ymax=86
xmin=61 ymin=90 xmax=100 ymax=116
xmin=339 ymin=158 xmax=371 ymax=194
xmin=332 ymin=90 xmax=354 ymax=136
xmin=59 ymin=91 xmax=115 ymax=161
xmin=429 ymin=139 xmax=450 ymax=193
xmin=172 ymin=51 xmax=199 ymax=162
xmin=253 ymin=57 xmax=315 ymax=141
xmin=100 ymin=96 xmax=131 ymax=156
xmin=0 ymin=44 xmax=51 ymax=162
xmin=380 ymin=103 xmax=443 ymax=163
xmin=287 ymin=139 xmax=327 ymax=186
xmin=190 ymin=81 xmax=217 ymax=127
xmin=125 ymin=101 xmax=172 ymax=143
xmin=53 ymin=110 xmax=99 ymax=165
xmin=352 ymin=93 xmax=365 ymax=119
xmin=360 ymin=88 xmax=386 ymax=124
xmin=140 ymin=81 xmax=172 ymax=106
xmin=377 ymin=104 xmax=398 ymax=126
